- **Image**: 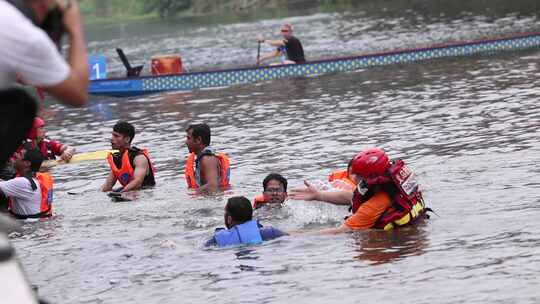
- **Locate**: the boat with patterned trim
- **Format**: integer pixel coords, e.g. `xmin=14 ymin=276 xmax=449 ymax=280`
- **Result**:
xmin=89 ymin=32 xmax=540 ymax=97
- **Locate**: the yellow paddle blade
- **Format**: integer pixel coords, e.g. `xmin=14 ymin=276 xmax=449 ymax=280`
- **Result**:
xmin=44 ymin=150 xmax=117 ymax=167
xmin=70 ymin=150 xmax=116 ymax=163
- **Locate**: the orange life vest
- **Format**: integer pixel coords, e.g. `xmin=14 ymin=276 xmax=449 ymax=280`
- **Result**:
xmin=328 ymin=169 xmax=356 ymax=191
xmin=185 ymin=148 xmax=230 ymax=189
xmin=253 ymin=195 xmax=266 ymax=209
xmin=9 ymin=173 xmax=53 ymax=219
xmin=107 ymin=148 xmax=156 ymax=187
xmin=351 ymin=159 xmax=427 ymax=231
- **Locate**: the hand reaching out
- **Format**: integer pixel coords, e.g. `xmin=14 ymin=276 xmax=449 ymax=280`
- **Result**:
xmin=289 ymin=180 xmax=320 ymax=201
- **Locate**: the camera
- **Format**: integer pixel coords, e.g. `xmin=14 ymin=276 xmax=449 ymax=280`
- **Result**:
xmin=7 ymin=0 xmax=70 ymax=50
xmin=40 ymin=5 xmax=66 ymax=49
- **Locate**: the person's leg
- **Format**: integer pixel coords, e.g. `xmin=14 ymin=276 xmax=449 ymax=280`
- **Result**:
xmin=0 ymin=89 xmax=37 ymax=166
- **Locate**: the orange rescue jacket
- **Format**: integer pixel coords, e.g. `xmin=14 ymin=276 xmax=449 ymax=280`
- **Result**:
xmin=9 ymin=172 xmax=53 ymax=219
xmin=351 ymin=159 xmax=427 ymax=231
xmin=185 ymin=149 xmax=230 ymax=189
xmin=107 ymin=148 xmax=156 ymax=187
xmin=328 ymin=169 xmax=356 ymax=191
xmin=253 ymin=195 xmax=266 ymax=209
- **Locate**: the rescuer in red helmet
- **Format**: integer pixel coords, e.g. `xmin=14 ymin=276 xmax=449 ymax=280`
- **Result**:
xmin=26 ymin=117 xmax=75 ymax=162
xmin=291 ymin=147 xmax=428 ymax=233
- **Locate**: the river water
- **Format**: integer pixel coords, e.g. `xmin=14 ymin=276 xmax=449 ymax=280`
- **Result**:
xmin=10 ymin=1 xmax=540 ymax=303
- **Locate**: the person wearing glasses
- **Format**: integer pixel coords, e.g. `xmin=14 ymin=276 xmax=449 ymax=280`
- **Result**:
xmin=253 ymin=173 xmax=288 ymax=209
xmin=257 ymin=23 xmax=306 ymax=65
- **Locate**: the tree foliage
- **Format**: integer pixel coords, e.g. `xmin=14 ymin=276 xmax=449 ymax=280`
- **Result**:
xmin=143 ymin=0 xmax=193 ymax=18
xmin=80 ymin=0 xmax=193 ymax=19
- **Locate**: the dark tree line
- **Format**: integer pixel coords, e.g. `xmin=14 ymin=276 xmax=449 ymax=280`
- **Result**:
xmin=83 ymin=0 xmax=540 ymax=21
xmin=143 ymin=0 xmax=193 ymax=18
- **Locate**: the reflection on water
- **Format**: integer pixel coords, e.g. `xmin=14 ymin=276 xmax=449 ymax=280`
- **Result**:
xmin=351 ymin=222 xmax=429 ymax=265
xmin=10 ymin=3 xmax=540 ymax=304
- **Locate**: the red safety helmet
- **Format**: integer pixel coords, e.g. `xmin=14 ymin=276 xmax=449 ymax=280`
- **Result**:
xmin=27 ymin=117 xmax=45 ymax=140
xmin=351 ymin=148 xmax=391 ymax=184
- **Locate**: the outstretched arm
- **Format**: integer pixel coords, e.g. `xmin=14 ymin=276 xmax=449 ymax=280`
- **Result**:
xmin=317 ymin=224 xmax=352 ymax=234
xmin=289 ymin=180 xmax=353 ymax=205
xmin=288 ymin=223 xmax=352 ymax=236
xmin=258 ymin=50 xmax=280 ymax=65
xmin=262 ymin=39 xmax=286 ymax=47
xmin=59 ymin=145 xmax=76 ymax=162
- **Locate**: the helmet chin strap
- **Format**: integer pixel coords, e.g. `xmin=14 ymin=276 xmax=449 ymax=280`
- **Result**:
xmin=6 ymin=0 xmax=38 ymax=25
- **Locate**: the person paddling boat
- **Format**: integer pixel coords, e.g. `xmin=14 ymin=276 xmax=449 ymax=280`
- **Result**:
xmin=257 ymin=23 xmax=306 ymax=65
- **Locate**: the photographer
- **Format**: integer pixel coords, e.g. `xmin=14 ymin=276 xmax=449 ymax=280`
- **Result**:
xmin=1 ymin=0 xmax=88 ymax=106
xmin=0 ymin=0 xmax=88 ymax=166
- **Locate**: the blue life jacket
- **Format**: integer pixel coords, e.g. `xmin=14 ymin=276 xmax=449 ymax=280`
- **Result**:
xmin=214 ymin=220 xmax=263 ymax=247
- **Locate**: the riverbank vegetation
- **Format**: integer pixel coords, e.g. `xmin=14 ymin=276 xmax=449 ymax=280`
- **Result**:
xmin=81 ymin=0 xmax=350 ymax=21
xmin=81 ymin=0 xmax=540 ymax=23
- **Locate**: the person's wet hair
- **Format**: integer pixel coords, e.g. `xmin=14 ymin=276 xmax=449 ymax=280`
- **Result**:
xmin=23 ymin=147 xmax=44 ymax=173
xmin=225 ymin=196 xmax=253 ymax=223
xmin=186 ymin=123 xmax=211 ymax=146
xmin=113 ymin=121 xmax=135 ymax=143
xmin=0 ymin=88 xmax=37 ymax=166
xmin=263 ymin=173 xmax=288 ymax=192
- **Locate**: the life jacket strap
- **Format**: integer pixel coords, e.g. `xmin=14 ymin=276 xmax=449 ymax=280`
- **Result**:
xmin=23 ymin=174 xmax=37 ymax=191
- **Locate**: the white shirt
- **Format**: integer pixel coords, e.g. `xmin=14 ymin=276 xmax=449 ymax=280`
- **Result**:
xmin=0 ymin=177 xmax=42 ymax=216
xmin=0 ymin=1 xmax=70 ymax=89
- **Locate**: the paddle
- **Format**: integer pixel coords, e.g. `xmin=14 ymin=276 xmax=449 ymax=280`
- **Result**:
xmin=44 ymin=150 xmax=117 ymax=167
xmin=107 ymin=190 xmax=136 ymax=202
xmin=256 ymin=41 xmax=261 ymax=66
xmin=107 ymin=191 xmax=132 ymax=202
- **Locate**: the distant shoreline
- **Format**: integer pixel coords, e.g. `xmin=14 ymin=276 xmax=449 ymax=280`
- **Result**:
xmin=81 ymin=0 xmax=343 ymax=25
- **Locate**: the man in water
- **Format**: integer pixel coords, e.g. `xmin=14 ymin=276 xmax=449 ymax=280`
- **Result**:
xmin=205 ymin=196 xmax=287 ymax=247
xmin=291 ymin=147 xmax=428 ymax=233
xmin=184 ymin=123 xmax=230 ymax=192
xmin=101 ymin=121 xmax=156 ymax=193
xmin=257 ymin=23 xmax=306 ymax=65
xmin=253 ymin=173 xmax=288 ymax=209
xmin=0 ymin=0 xmax=88 ymax=166
xmin=0 ymin=145 xmax=54 ymax=219
xmin=26 ymin=117 xmax=75 ymax=162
